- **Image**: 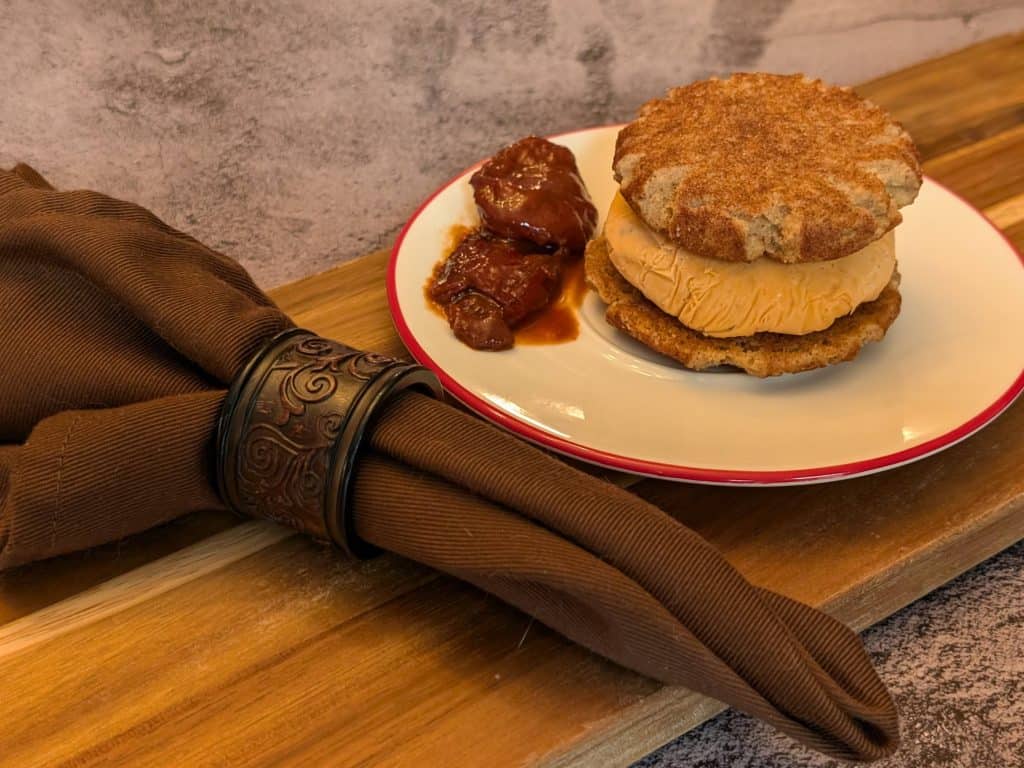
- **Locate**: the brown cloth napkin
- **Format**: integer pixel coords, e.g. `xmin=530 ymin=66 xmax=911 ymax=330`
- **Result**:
xmin=0 ymin=164 xmax=898 ymax=761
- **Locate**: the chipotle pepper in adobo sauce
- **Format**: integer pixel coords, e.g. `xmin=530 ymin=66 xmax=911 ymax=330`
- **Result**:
xmin=470 ymin=137 xmax=597 ymax=252
xmin=427 ymin=136 xmax=596 ymax=350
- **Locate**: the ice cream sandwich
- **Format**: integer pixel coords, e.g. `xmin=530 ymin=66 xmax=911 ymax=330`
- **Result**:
xmin=586 ymin=73 xmax=922 ymax=376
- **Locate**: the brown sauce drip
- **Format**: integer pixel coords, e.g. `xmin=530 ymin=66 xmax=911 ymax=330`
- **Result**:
xmin=424 ymin=224 xmax=474 ymax=317
xmin=445 ymin=223 xmax=474 ymax=254
xmin=515 ymin=257 xmax=587 ymax=345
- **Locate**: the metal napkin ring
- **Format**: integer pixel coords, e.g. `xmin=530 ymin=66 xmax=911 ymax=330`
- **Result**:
xmin=216 ymin=328 xmax=443 ymax=558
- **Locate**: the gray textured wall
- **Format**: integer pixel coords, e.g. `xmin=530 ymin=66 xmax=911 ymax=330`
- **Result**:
xmin=2 ymin=0 xmax=1023 ymax=287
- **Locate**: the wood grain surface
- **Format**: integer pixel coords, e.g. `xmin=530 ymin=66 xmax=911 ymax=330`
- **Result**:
xmin=1 ymin=34 xmax=1023 ymax=768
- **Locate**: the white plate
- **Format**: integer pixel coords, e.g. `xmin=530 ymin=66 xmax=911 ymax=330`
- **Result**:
xmin=387 ymin=125 xmax=1024 ymax=485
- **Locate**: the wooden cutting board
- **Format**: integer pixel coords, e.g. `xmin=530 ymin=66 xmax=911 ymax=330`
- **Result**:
xmin=1 ymin=34 xmax=1023 ymax=768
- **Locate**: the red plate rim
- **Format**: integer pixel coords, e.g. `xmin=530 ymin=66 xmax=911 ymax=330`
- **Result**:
xmin=386 ymin=125 xmax=1024 ymax=485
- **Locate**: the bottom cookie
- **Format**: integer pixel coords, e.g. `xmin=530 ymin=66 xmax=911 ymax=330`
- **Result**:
xmin=584 ymin=235 xmax=902 ymax=377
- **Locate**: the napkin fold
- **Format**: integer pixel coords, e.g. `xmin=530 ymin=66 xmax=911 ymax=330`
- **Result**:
xmin=0 ymin=164 xmax=898 ymax=761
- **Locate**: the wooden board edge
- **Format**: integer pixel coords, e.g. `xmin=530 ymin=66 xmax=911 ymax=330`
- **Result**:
xmin=0 ymin=522 xmax=292 ymax=660
xmin=542 ymin=689 xmax=726 ymax=768
xmin=536 ymin=492 xmax=1024 ymax=768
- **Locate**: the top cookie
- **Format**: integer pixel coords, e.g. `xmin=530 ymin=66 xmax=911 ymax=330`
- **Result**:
xmin=613 ymin=73 xmax=922 ymax=263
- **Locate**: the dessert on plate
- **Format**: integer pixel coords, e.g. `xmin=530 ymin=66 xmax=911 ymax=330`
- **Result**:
xmin=586 ymin=73 xmax=922 ymax=376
